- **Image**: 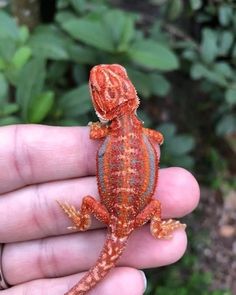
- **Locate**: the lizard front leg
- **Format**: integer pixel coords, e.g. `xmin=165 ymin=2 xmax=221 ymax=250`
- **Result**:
xmin=143 ymin=128 xmax=164 ymax=145
xmin=58 ymin=196 xmax=110 ymax=231
xmin=89 ymin=122 xmax=109 ymax=139
xmin=134 ymin=199 xmax=186 ymax=239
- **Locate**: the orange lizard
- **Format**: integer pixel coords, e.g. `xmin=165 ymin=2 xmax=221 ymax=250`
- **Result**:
xmin=58 ymin=64 xmax=186 ymax=295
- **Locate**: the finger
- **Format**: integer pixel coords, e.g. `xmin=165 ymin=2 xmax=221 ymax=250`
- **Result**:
xmin=1 ymin=267 xmax=146 ymax=295
xmin=0 ymin=167 xmax=199 ymax=242
xmin=2 ymin=226 xmax=186 ymax=285
xmin=0 ymin=125 xmax=98 ymax=194
xmin=157 ymin=167 xmax=199 ymax=217
xmin=0 ymin=124 xmax=161 ymax=194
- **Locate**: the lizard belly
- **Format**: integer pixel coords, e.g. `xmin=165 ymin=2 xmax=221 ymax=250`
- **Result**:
xmin=97 ymin=133 xmax=158 ymax=218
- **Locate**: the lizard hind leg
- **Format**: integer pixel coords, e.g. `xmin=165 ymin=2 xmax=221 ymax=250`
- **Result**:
xmin=134 ymin=199 xmax=186 ymax=239
xmin=57 ymin=196 xmax=110 ymax=231
xmin=57 ymin=200 xmax=91 ymax=231
xmin=151 ymin=217 xmax=186 ymax=239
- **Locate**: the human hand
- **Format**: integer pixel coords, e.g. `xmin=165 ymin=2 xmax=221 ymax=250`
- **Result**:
xmin=0 ymin=125 xmax=199 ymax=295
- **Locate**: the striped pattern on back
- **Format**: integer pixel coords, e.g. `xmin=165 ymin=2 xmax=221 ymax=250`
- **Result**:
xmin=97 ymin=116 xmax=158 ymax=219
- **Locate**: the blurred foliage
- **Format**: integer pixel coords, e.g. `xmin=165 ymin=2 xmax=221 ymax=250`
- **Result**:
xmin=0 ymin=0 xmax=195 ymax=170
xmin=145 ymin=253 xmax=232 ymax=295
xmin=0 ymin=0 xmax=235 ymax=294
xmin=178 ymin=1 xmax=236 ymax=137
xmin=0 ymin=1 xmax=178 ymax=123
xmin=158 ymin=123 xmax=195 ymax=168
xmin=146 ymin=0 xmax=236 ymax=183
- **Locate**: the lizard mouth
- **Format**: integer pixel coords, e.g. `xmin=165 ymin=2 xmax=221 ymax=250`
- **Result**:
xmin=96 ymin=100 xmax=138 ymax=122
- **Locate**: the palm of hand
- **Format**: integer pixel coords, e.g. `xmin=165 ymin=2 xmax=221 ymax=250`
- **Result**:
xmin=0 ymin=125 xmax=199 ymax=295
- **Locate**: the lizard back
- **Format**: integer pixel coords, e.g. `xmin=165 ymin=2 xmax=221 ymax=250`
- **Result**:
xmin=97 ymin=113 xmax=159 ymax=220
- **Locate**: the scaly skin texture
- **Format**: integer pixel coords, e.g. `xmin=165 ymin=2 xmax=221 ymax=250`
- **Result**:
xmin=58 ymin=64 xmax=186 ymax=295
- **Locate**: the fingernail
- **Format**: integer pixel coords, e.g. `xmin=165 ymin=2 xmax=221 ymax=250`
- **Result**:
xmin=139 ymin=270 xmax=147 ymax=293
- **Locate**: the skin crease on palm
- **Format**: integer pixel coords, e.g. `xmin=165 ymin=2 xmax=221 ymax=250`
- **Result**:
xmin=0 ymin=125 xmax=200 ymax=295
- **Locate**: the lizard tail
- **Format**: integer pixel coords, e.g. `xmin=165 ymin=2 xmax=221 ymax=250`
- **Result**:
xmin=65 ymin=233 xmax=129 ymax=295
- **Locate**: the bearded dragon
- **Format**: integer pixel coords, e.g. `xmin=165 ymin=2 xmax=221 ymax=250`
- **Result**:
xmin=58 ymin=64 xmax=185 ymax=294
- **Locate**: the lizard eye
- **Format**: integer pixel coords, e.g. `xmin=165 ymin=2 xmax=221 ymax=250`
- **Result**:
xmin=90 ymin=84 xmax=98 ymax=92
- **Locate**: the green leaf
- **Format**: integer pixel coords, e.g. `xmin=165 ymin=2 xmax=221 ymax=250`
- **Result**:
xmin=0 ymin=58 xmax=5 ymax=70
xmin=19 ymin=26 xmax=29 ymax=44
xmin=190 ymin=63 xmax=228 ymax=87
xmin=216 ymin=114 xmax=236 ymax=135
xmin=189 ymin=0 xmax=202 ymax=10
xmin=69 ymin=0 xmax=86 ymax=13
xmin=12 ymin=46 xmax=32 ymax=70
xmin=137 ymin=110 xmax=152 ymax=127
xmin=28 ymin=91 xmax=55 ymax=123
xmin=0 ymin=11 xmax=19 ymax=40
xmin=67 ymin=43 xmax=96 ymax=64
xmin=218 ymin=31 xmax=233 ymax=56
xmin=0 ymin=38 xmax=16 ymax=62
xmin=157 ymin=123 xmax=195 ymax=169
xmin=182 ymin=49 xmax=198 ymax=61
xmin=56 ymin=11 xmax=78 ymax=24
xmin=1 ymin=103 xmax=19 ymax=115
xmin=150 ymin=20 xmax=167 ymax=42
xmin=59 ymin=84 xmax=91 ymax=117
xmin=218 ymin=5 xmax=232 ymax=26
xmin=0 ymin=116 xmax=21 ymax=126
xmin=57 ymin=0 xmax=70 ymax=9
xmin=61 ymin=17 xmax=114 ymax=52
xmin=118 ymin=16 xmax=135 ymax=51
xmin=213 ymin=62 xmax=233 ymax=78
xmin=201 ymin=28 xmax=218 ymax=63
xmin=16 ymin=58 xmax=46 ymax=120
xmin=128 ymin=40 xmax=179 ymax=71
xmin=58 ymin=118 xmax=85 ymax=126
xmin=103 ymin=9 xmax=135 ymax=51
xmin=150 ymin=73 xmax=170 ymax=96
xmin=175 ymin=155 xmax=194 ymax=169
xmin=190 ymin=63 xmax=204 ymax=79
xmin=158 ymin=123 xmax=176 ymax=139
xmin=0 ymin=72 xmax=8 ymax=102
xmin=225 ymin=88 xmax=236 ymax=106
xmin=127 ymin=68 xmax=152 ymax=98
xmin=29 ymin=26 xmax=69 ymax=60
xmin=166 ymin=135 xmax=195 ymax=156
xmin=167 ymin=0 xmax=183 ymax=20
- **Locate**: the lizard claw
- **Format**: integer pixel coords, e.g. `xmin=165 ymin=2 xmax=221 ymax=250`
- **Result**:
xmin=151 ymin=218 xmax=186 ymax=239
xmin=57 ymin=200 xmax=91 ymax=231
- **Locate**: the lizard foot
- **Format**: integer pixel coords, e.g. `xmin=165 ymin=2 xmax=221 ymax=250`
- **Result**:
xmin=151 ymin=218 xmax=186 ymax=239
xmin=57 ymin=201 xmax=91 ymax=231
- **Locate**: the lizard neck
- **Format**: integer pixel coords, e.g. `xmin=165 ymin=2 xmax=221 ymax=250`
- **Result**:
xmin=110 ymin=112 xmax=143 ymax=132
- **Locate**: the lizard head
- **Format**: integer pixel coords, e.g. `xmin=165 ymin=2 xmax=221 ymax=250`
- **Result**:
xmin=89 ymin=64 xmax=139 ymax=122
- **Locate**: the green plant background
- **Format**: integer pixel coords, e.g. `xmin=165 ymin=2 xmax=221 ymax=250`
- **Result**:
xmin=0 ymin=0 xmax=235 ymax=294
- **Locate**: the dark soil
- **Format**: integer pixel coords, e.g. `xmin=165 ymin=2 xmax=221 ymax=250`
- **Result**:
xmin=195 ymin=186 xmax=236 ymax=293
